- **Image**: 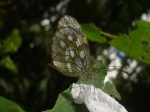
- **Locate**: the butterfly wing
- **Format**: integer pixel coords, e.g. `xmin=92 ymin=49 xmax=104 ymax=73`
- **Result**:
xmin=58 ymin=15 xmax=83 ymax=34
xmin=51 ymin=15 xmax=91 ymax=78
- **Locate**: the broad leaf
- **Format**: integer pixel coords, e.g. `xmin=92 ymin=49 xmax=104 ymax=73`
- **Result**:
xmin=104 ymin=81 xmax=121 ymax=100
xmin=81 ymin=23 xmax=106 ymax=43
xmin=93 ymin=60 xmax=107 ymax=88
xmin=110 ymin=20 xmax=150 ymax=65
xmin=45 ymin=88 xmax=88 ymax=112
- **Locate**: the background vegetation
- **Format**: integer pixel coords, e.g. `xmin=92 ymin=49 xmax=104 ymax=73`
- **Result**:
xmin=0 ymin=0 xmax=150 ymax=112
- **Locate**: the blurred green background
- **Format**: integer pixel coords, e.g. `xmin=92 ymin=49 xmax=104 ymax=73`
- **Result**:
xmin=0 ymin=0 xmax=150 ymax=112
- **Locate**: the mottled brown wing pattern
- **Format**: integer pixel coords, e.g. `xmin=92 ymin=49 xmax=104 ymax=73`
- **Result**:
xmin=58 ymin=15 xmax=83 ymax=34
xmin=51 ymin=15 xmax=92 ymax=79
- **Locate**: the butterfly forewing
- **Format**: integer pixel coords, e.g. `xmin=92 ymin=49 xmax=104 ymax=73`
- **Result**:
xmin=58 ymin=15 xmax=83 ymax=34
xmin=51 ymin=15 xmax=92 ymax=79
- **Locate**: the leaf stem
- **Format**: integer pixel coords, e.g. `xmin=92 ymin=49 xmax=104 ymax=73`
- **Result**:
xmin=100 ymin=30 xmax=116 ymax=39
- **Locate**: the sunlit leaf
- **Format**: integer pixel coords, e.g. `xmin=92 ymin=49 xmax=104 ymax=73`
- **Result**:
xmin=81 ymin=23 xmax=106 ymax=43
xmin=110 ymin=20 xmax=150 ymax=65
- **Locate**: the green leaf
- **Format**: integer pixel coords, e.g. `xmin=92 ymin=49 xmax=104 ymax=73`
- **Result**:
xmin=81 ymin=23 xmax=106 ymax=43
xmin=104 ymin=81 xmax=121 ymax=100
xmin=93 ymin=60 xmax=106 ymax=69
xmin=110 ymin=20 xmax=150 ymax=65
xmin=93 ymin=60 xmax=107 ymax=88
xmin=0 ymin=55 xmax=18 ymax=74
xmin=0 ymin=96 xmax=25 ymax=112
xmin=46 ymin=87 xmax=88 ymax=112
xmin=1 ymin=29 xmax=22 ymax=54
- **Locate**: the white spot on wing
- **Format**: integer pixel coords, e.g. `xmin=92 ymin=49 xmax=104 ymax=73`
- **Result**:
xmin=68 ymin=35 xmax=73 ymax=40
xmin=66 ymin=47 xmax=74 ymax=57
xmin=53 ymin=61 xmax=62 ymax=67
xmin=67 ymin=63 xmax=72 ymax=72
xmin=60 ymin=41 xmax=66 ymax=48
xmin=70 ymin=51 xmax=74 ymax=57
xmin=80 ymin=50 xmax=85 ymax=58
xmin=76 ymin=38 xmax=82 ymax=47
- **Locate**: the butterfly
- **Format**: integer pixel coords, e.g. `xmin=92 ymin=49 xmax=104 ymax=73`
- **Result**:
xmin=51 ymin=15 xmax=94 ymax=80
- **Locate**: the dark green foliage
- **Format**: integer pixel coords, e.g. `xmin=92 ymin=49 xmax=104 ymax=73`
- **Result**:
xmin=0 ymin=0 xmax=150 ymax=112
xmin=0 ymin=96 xmax=24 ymax=112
